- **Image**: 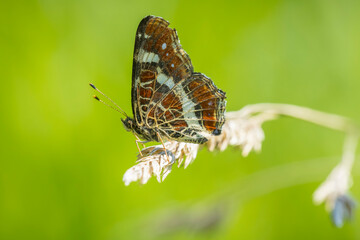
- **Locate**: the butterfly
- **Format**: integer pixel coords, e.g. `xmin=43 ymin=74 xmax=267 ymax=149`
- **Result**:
xmin=91 ymin=16 xmax=226 ymax=152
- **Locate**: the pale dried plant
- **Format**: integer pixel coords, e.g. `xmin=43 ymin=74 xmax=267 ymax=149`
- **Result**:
xmin=206 ymin=110 xmax=277 ymax=156
xmin=123 ymin=103 xmax=359 ymax=227
xmin=123 ymin=142 xmax=199 ymax=186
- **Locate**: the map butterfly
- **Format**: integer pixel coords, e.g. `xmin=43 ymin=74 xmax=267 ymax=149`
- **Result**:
xmin=91 ymin=16 xmax=226 ymax=150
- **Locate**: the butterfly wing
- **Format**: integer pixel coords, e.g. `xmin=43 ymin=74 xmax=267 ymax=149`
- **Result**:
xmin=131 ymin=16 xmax=193 ymax=126
xmin=131 ymin=16 xmax=226 ymax=144
xmin=153 ymin=73 xmax=226 ymax=143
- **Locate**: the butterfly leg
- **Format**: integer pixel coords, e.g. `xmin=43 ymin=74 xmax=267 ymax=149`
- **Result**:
xmin=134 ymin=135 xmax=145 ymax=156
xmin=156 ymin=131 xmax=170 ymax=163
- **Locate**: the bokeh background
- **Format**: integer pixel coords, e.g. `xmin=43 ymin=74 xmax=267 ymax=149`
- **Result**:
xmin=1 ymin=0 xmax=360 ymax=239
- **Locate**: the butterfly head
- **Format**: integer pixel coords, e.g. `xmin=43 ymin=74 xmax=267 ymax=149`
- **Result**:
xmin=121 ymin=117 xmax=134 ymax=132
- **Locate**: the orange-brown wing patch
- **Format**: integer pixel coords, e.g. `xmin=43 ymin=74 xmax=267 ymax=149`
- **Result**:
xmin=138 ymin=69 xmax=157 ymax=114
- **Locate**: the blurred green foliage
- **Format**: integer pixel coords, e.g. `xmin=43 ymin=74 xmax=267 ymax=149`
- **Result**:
xmin=0 ymin=0 xmax=360 ymax=239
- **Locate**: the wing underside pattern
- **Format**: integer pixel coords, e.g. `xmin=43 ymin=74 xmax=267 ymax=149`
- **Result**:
xmin=131 ymin=16 xmax=226 ymax=144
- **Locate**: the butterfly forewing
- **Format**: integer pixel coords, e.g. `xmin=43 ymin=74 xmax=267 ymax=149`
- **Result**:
xmin=131 ymin=16 xmax=226 ymax=144
xmin=132 ymin=16 xmax=193 ymax=126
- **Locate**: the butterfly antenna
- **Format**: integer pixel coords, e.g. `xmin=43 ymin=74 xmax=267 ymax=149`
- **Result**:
xmin=89 ymin=83 xmax=128 ymax=118
xmin=92 ymin=95 xmax=129 ymax=116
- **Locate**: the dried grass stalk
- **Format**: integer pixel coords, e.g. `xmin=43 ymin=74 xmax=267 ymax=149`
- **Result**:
xmin=123 ymin=108 xmax=276 ymax=185
xmin=123 ymin=142 xmax=199 ymax=186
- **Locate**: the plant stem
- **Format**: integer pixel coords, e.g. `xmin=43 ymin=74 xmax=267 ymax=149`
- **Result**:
xmin=237 ymin=103 xmax=358 ymax=134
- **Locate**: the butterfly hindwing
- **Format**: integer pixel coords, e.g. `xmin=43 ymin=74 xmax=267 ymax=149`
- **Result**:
xmin=155 ymin=73 xmax=226 ymax=143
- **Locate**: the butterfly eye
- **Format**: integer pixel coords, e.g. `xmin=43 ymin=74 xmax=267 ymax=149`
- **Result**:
xmin=121 ymin=118 xmax=132 ymax=132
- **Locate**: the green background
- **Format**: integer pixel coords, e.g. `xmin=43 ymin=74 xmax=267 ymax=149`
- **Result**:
xmin=1 ymin=0 xmax=360 ymax=239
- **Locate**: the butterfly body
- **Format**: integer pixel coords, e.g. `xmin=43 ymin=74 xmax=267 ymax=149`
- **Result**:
xmin=124 ymin=16 xmax=227 ymax=144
